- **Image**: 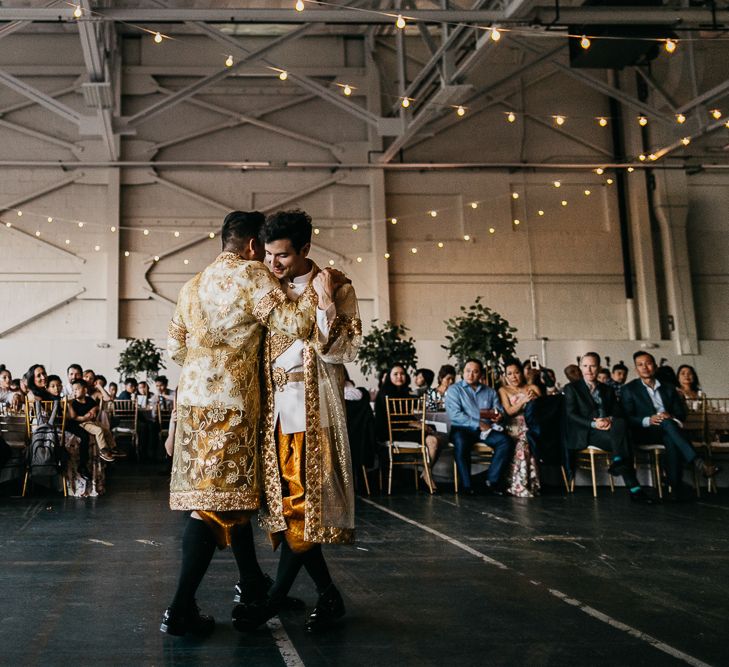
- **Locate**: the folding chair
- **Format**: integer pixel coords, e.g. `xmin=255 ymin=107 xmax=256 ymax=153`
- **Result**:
xmin=24 ymin=397 xmax=68 ymax=497
xmin=385 ymin=396 xmax=435 ymax=495
xmin=111 ymin=399 xmax=139 ymax=459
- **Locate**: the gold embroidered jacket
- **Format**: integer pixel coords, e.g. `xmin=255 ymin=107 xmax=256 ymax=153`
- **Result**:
xmin=167 ymin=252 xmax=316 ymax=512
xmin=259 ymin=265 xmax=362 ymax=544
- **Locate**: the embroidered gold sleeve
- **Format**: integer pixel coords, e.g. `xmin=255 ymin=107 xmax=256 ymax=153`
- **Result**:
xmin=316 ymin=284 xmax=362 ymax=363
xmin=167 ymin=316 xmax=188 ymax=366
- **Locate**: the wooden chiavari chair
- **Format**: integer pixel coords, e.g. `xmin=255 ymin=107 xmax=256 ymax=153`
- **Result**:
xmin=111 ymin=399 xmax=139 ymax=459
xmin=24 ymin=397 xmax=68 ymax=497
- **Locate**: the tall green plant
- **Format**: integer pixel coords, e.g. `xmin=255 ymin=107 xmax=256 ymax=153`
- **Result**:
xmin=116 ymin=338 xmax=166 ymax=381
xmin=356 ymin=320 xmax=418 ymax=381
xmin=442 ymin=297 xmax=518 ymax=372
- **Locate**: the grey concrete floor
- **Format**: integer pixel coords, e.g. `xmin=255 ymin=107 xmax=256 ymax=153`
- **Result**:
xmin=1 ymin=466 xmax=727 ymax=667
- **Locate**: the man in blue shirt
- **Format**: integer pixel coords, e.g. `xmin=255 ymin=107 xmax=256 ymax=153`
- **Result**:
xmin=445 ymin=359 xmax=513 ymax=494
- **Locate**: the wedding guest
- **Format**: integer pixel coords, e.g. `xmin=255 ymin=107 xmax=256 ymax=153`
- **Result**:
xmin=117 ymin=378 xmax=138 ymax=400
xmin=426 ymin=364 xmax=456 ymax=411
xmin=0 ymin=367 xmax=23 ymax=411
xmin=446 ymin=359 xmax=513 ymax=495
xmin=108 ymin=382 xmax=118 ymax=401
xmin=153 ymin=376 xmax=176 ymax=409
xmin=24 ymin=364 xmax=53 ymax=401
xmin=67 ymin=380 xmax=116 ymax=463
xmin=676 ymin=365 xmax=702 ymax=402
xmin=375 ymin=364 xmax=444 ymax=489
xmin=413 ymin=368 xmax=435 ymax=397
xmin=563 ymin=364 xmax=582 ymax=384
xmin=64 ymin=363 xmax=83 ymax=397
xmin=47 ymin=375 xmax=93 ymax=478
xmin=498 ymin=359 xmax=540 ymax=497
xmin=137 ymin=380 xmax=155 ymax=408
xmin=597 ymin=368 xmax=611 ymax=385
xmin=608 ymin=362 xmax=629 ymax=399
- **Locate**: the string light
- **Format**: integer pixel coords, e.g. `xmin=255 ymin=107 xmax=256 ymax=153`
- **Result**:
xmin=110 ymin=226 xmax=116 ymax=232
xmin=584 ymin=189 xmax=591 ymax=196
xmin=538 ymin=210 xmax=545 ymax=216
xmin=94 ymin=245 xmax=100 ymax=252
xmin=390 ymin=217 xmax=397 ymax=224
xmin=638 ymin=154 xmax=646 ymax=161
xmin=710 ymin=108 xmax=722 ymax=120
xmin=396 ymin=14 xmax=406 ymax=29
xmin=174 ymin=231 xmax=180 ymax=237
xmin=343 ymin=84 xmax=352 ymax=96
xmin=73 ymin=5 xmax=82 ymax=19
xmin=17 ymin=210 xmax=22 ymax=217
xmin=47 ymin=217 xmax=53 ymax=223
xmin=676 ymin=113 xmax=686 ymax=124
xmin=225 ymin=55 xmax=234 ymax=67
xmin=470 ymin=202 xmax=478 ymax=209
xmin=580 ymin=35 xmax=591 ymax=50
xmin=553 ymin=180 xmax=561 ymax=188
xmin=384 ymin=252 xmax=390 ymax=259
xmin=295 ymin=0 xmax=305 ymax=10
xmin=437 ymin=242 xmax=444 ymax=248
xmin=351 ymin=223 xmax=358 ymax=230
xmin=681 ymin=137 xmax=690 ymax=146
xmin=429 ymin=210 xmax=437 ymax=218
xmin=328 ymin=259 xmax=335 ymax=266
xmin=153 ymin=32 xmax=163 ymax=44
xmin=511 ymin=192 xmax=519 ymax=199
xmin=401 ymin=97 xmax=411 ymax=109
xmin=561 ymin=200 xmax=568 ymax=206
xmin=279 ymin=71 xmax=288 ymax=81
xmin=553 ymin=115 xmax=566 ymax=126
xmin=627 ymin=167 xmax=634 ymax=173
xmin=124 ymin=250 xmax=130 ymax=257
xmin=598 ymin=117 xmax=608 ymax=127
xmin=35 ymin=230 xmax=40 ymax=237
xmin=606 ymin=178 xmax=614 ymax=184
xmin=154 ymin=255 xmax=160 ymax=262
xmin=512 ymin=220 xmax=520 ymax=226
xmin=5 ymin=222 xmax=10 ymax=227
xmin=456 ymin=105 xmax=466 ymax=117
xmin=143 ymin=229 xmax=149 ymax=235
xmin=648 ymin=153 xmax=658 ymax=161
xmin=314 ymin=227 xmax=320 ymax=234
xmin=595 ymin=168 xmax=604 ymax=175
xmin=411 ymin=247 xmax=418 ymax=254
xmin=489 ymin=227 xmax=495 ymax=234
xmin=209 ymin=232 xmax=215 ymax=238
xmin=490 ymin=27 xmax=501 ymax=42
xmin=463 ymin=234 xmax=471 ymax=240
xmin=725 ymin=119 xmax=729 ymax=128
xmin=638 ymin=116 xmax=648 ymax=126
xmin=78 ymin=222 xmax=84 ymax=228
xmin=356 ymin=257 xmax=363 ymax=263
xmin=665 ymin=38 xmax=677 ymax=53
xmin=65 ymin=239 xmax=70 ymax=245
xmin=183 ymin=259 xmax=189 ymax=265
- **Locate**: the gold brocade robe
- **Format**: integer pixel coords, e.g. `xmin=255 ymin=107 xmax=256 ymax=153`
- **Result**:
xmin=166 ymin=252 xmax=316 ymax=512
xmin=259 ymin=265 xmax=362 ymax=544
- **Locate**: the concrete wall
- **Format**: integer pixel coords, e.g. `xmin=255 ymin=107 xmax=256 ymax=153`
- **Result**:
xmin=0 ymin=30 xmax=727 ymax=394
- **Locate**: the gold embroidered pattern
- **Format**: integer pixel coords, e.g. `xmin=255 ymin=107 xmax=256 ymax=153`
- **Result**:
xmin=168 ymin=319 xmax=186 ymax=345
xmin=170 ymin=489 xmax=259 ymax=511
xmin=269 ymin=332 xmax=296 ymax=361
xmin=253 ymin=289 xmax=286 ymax=325
xmin=321 ymin=315 xmax=363 ymax=355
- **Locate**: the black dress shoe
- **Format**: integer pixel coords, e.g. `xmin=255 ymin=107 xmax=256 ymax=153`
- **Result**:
xmin=304 ymin=584 xmax=345 ymax=634
xmin=160 ymin=602 xmax=215 ymax=637
xmin=483 ymin=482 xmax=504 ymax=496
xmin=232 ymin=597 xmax=280 ymax=632
xmin=233 ymin=574 xmax=306 ymax=610
xmin=629 ymin=489 xmax=655 ymax=504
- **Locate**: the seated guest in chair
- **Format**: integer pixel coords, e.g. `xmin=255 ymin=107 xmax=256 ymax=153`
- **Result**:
xmin=375 ymin=364 xmax=445 ymax=490
xmin=68 ymin=380 xmax=117 ymax=463
xmin=676 ymin=364 xmax=702 ymax=403
xmin=426 ymin=364 xmax=456 ymax=411
xmin=563 ymin=352 xmax=652 ymax=503
xmin=621 ymin=352 xmax=718 ymax=499
xmin=153 ymin=376 xmax=176 ymax=409
xmin=117 ymin=378 xmax=138 ymax=401
xmin=0 ymin=367 xmax=23 ymax=411
xmin=608 ymin=362 xmax=629 ymax=399
xmin=445 ymin=358 xmax=513 ymax=495
xmin=413 ymin=368 xmax=435 ymax=398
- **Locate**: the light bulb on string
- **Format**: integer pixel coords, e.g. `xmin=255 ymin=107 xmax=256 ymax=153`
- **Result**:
xmin=489 ymin=227 xmax=495 ymax=234
xmin=343 ymin=84 xmax=352 ymax=96
xmin=329 ymin=259 xmax=335 ymax=266
xmin=506 ymin=111 xmax=516 ymax=123
xmin=665 ymin=39 xmax=677 ymax=54
xmin=65 ymin=239 xmax=70 ymax=245
xmin=456 ymin=105 xmax=466 ymax=117
xmin=606 ymin=178 xmax=614 ymax=184
xmin=401 ymin=97 xmax=411 ymax=109
xmin=490 ymin=27 xmax=501 ymax=42
xmin=154 ymin=32 xmax=163 ymax=44
xmin=627 ymin=167 xmax=634 ymax=173
xmin=512 ymin=220 xmax=520 ymax=226
xmin=295 ymin=0 xmax=305 ymax=10
xmin=584 ymin=189 xmax=591 ymax=196
xmin=538 ymin=210 xmax=545 ymax=216
xmin=396 ymin=14 xmax=406 ymax=29
xmin=463 ymin=234 xmax=471 ymax=240
xmin=110 ymin=226 xmax=116 ymax=232
xmin=595 ymin=167 xmax=604 ymax=175
xmin=638 ymin=116 xmax=648 ymax=126
xmin=384 ymin=252 xmax=390 ymax=259
xmin=73 ymin=5 xmax=82 ymax=19
xmin=225 ymin=55 xmax=234 ymax=67
xmin=726 ymin=119 xmax=729 ymax=128
xmin=411 ymin=247 xmax=418 ymax=254
xmin=174 ymin=231 xmax=180 ymax=237
xmin=154 ymin=256 xmax=160 ymax=262
xmin=183 ymin=259 xmax=189 ymax=265
xmin=278 ymin=70 xmax=288 ymax=81
xmin=47 ymin=217 xmax=53 ymax=223
xmin=5 ymin=222 xmax=11 ymax=228
xmin=356 ymin=257 xmax=363 ymax=263
xmin=648 ymin=153 xmax=658 ymax=161
xmin=470 ymin=202 xmax=478 ymax=209
xmin=676 ymin=113 xmax=686 ymax=124
xmin=124 ymin=250 xmax=130 ymax=257
xmin=580 ymin=35 xmax=591 ymax=50
xmin=143 ymin=229 xmax=149 ymax=235
xmin=17 ymin=210 xmax=22 ymax=217
xmin=94 ymin=245 xmax=100 ymax=252
xmin=711 ymin=109 xmax=722 ymax=120
xmin=209 ymin=232 xmax=215 ymax=238
xmin=553 ymin=180 xmax=561 ymax=188
xmin=638 ymin=154 xmax=646 ymax=161
xmin=78 ymin=222 xmax=84 ymax=228
xmin=35 ymin=230 xmax=40 ymax=237
xmin=512 ymin=192 xmax=519 ymax=200
xmin=314 ymin=227 xmax=320 ymax=235
xmin=681 ymin=137 xmax=691 ymax=146
xmin=561 ymin=200 xmax=568 ymax=207
xmin=390 ymin=217 xmax=397 ymax=224
xmin=351 ymin=223 xmax=358 ymax=230
xmin=437 ymin=242 xmax=444 ymax=248
xmin=598 ymin=117 xmax=608 ymax=127
xmin=553 ymin=115 xmax=566 ymax=126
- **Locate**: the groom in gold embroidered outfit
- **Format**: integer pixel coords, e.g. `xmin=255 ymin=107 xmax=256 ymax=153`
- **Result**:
xmin=161 ymin=211 xmax=321 ymax=637
xmin=233 ymin=210 xmax=361 ymax=634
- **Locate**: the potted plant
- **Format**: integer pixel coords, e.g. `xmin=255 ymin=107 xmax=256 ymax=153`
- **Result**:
xmin=442 ymin=297 xmax=518 ymax=381
xmin=356 ymin=320 xmax=418 ymax=382
xmin=115 ymin=338 xmax=166 ymax=381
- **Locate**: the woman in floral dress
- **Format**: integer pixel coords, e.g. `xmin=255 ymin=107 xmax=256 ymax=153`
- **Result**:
xmin=498 ymin=359 xmax=541 ymax=497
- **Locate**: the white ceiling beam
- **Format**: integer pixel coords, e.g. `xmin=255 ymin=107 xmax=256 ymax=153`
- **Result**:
xmin=0 ymin=70 xmax=82 ymax=125
xmin=0 ymin=117 xmax=77 ymax=150
xmin=0 ymin=174 xmax=79 ymax=216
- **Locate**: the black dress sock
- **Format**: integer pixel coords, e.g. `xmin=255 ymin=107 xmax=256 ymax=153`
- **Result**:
xmin=268 ymin=540 xmax=304 ymax=603
xmin=169 ymin=517 xmax=217 ymax=613
xmin=230 ymin=522 xmax=265 ymax=588
xmin=300 ymin=545 xmax=333 ymax=595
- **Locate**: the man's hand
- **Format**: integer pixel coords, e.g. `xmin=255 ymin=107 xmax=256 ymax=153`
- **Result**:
xmin=594 ymin=417 xmax=612 ymax=431
xmin=479 ymin=420 xmax=492 ymax=432
xmin=650 ymin=412 xmax=671 ymax=425
xmin=492 ymin=411 xmax=503 ymax=423
xmin=312 ymin=270 xmax=335 ymax=310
